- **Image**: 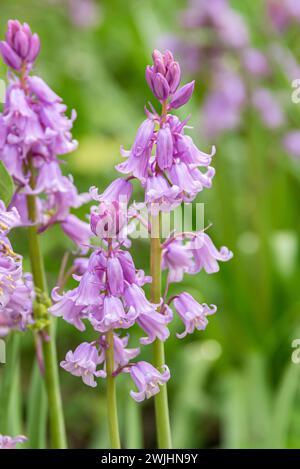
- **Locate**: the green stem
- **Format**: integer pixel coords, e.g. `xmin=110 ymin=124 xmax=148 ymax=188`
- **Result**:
xmin=106 ymin=330 xmax=121 ymax=449
xmin=26 ymin=169 xmax=67 ymax=449
xmin=151 ymin=214 xmax=172 ymax=449
xmin=0 ymin=332 xmax=21 ymax=435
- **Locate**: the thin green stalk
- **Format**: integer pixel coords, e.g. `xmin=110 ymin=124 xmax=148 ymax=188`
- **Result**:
xmin=0 ymin=332 xmax=21 ymax=435
xmin=26 ymin=167 xmax=67 ymax=449
xmin=106 ymin=330 xmax=121 ymax=449
xmin=151 ymin=213 xmax=172 ymax=449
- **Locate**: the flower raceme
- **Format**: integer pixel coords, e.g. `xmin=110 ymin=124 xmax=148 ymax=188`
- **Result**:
xmin=0 ymin=21 xmax=91 ymax=252
xmin=117 ymin=49 xmax=216 ymax=212
xmin=50 ymin=51 xmax=232 ymax=408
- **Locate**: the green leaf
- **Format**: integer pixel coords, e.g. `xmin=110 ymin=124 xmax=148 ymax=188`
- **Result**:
xmin=26 ymin=361 xmax=48 ymax=449
xmin=0 ymin=161 xmax=14 ymax=206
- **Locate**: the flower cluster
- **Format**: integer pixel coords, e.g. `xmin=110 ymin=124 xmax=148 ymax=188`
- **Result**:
xmin=0 ymin=434 xmax=27 ymax=449
xmin=52 ymin=49 xmax=232 ymax=403
xmin=0 ymin=20 xmax=91 ymax=252
xmin=0 ymin=201 xmax=33 ymax=336
xmin=49 ymin=189 xmax=174 ymax=398
xmin=117 ymin=49 xmax=215 ymax=211
xmin=167 ymin=0 xmax=300 ymax=157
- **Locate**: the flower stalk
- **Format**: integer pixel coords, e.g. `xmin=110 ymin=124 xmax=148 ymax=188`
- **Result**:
xmin=151 ymin=213 xmax=172 ymax=449
xmin=26 ymin=162 xmax=67 ymax=449
xmin=105 ymin=330 xmax=121 ymax=449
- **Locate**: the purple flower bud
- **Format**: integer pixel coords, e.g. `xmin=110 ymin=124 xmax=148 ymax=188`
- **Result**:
xmin=156 ymin=126 xmax=173 ymax=170
xmin=145 ymin=65 xmax=155 ymax=95
xmin=152 ymin=73 xmax=170 ymax=101
xmin=107 ymin=256 xmax=124 ymax=296
xmin=1 ymin=20 xmax=40 ymax=69
xmin=163 ymin=50 xmax=174 ymax=67
xmin=169 ymin=81 xmax=195 ymax=109
xmin=166 ymin=61 xmax=181 ymax=93
xmin=0 ymin=41 xmax=22 ymax=70
xmin=152 ymin=49 xmax=166 ymax=74
xmin=26 ymin=33 xmax=40 ymax=63
xmin=125 ymin=361 xmax=170 ymax=402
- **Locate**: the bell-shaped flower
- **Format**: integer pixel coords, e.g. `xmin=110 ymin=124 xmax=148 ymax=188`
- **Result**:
xmin=188 ymin=232 xmax=233 ymax=274
xmin=125 ymin=361 xmax=170 ymax=402
xmin=60 ymin=342 xmax=106 ymax=387
xmin=173 ymin=292 xmax=217 ymax=339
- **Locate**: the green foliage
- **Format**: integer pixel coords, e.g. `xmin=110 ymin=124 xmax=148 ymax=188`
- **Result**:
xmin=0 ymin=161 xmax=14 ymax=207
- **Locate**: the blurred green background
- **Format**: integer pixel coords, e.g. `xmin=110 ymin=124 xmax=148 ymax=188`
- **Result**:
xmin=1 ymin=0 xmax=300 ymax=449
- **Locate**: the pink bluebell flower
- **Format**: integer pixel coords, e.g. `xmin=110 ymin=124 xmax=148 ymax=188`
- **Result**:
xmin=172 ymin=292 xmax=217 ymax=338
xmin=125 ymin=361 xmax=170 ymax=402
xmin=60 ymin=342 xmax=106 ymax=387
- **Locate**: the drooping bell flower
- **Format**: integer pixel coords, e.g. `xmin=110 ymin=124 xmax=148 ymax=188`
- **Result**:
xmin=125 ymin=361 xmax=170 ymax=402
xmin=188 ymin=232 xmax=233 ymax=274
xmin=161 ymin=239 xmax=194 ymax=283
xmin=60 ymin=342 xmax=106 ymax=387
xmin=172 ymin=292 xmax=217 ymax=339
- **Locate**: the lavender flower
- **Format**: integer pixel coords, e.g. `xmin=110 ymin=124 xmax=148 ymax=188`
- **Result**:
xmin=0 ymin=202 xmax=33 ymax=336
xmin=60 ymin=342 xmax=106 ymax=387
xmin=0 ymin=434 xmax=27 ymax=449
xmin=49 ymin=190 xmax=170 ymax=390
xmin=161 ymin=239 xmax=193 ymax=282
xmin=267 ymin=0 xmax=300 ymax=32
xmin=252 ymin=88 xmax=285 ymax=129
xmin=116 ymin=51 xmax=215 ymax=211
xmin=125 ymin=361 xmax=170 ymax=402
xmin=282 ymin=131 xmax=300 ymax=158
xmin=162 ymin=232 xmax=232 ymax=280
xmin=172 ymin=292 xmax=217 ymax=339
xmin=0 ymin=21 xmax=89 ymax=253
xmin=188 ymin=232 xmax=233 ymax=274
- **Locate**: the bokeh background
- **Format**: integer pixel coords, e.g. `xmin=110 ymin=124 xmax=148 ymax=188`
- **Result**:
xmin=1 ymin=0 xmax=300 ymax=449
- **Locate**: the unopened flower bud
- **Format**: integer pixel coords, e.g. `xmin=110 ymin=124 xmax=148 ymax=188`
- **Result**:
xmin=169 ymin=81 xmax=195 ymax=109
xmin=0 ymin=20 xmax=40 ymax=70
